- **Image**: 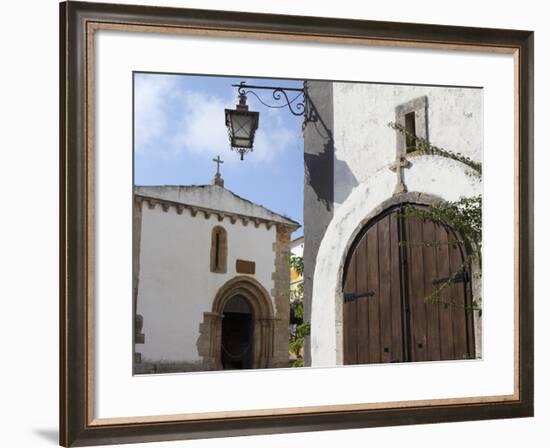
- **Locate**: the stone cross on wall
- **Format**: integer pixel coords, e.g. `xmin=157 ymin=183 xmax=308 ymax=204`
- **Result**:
xmin=212 ymin=155 xmax=225 ymax=188
xmin=389 ymin=152 xmax=412 ymax=195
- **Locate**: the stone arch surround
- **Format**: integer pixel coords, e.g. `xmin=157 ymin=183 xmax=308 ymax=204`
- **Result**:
xmin=197 ymin=276 xmax=278 ymax=370
xmin=310 ymin=156 xmax=482 ymax=367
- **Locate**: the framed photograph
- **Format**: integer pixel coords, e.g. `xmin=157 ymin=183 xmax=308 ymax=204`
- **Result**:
xmin=59 ymin=1 xmax=534 ymax=446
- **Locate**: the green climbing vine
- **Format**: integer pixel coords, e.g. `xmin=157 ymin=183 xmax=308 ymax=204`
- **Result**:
xmin=288 ymin=254 xmax=310 ymax=367
xmin=388 ymin=122 xmax=482 ymax=176
xmin=401 ymin=200 xmax=482 ymax=312
xmin=390 ymin=122 xmax=483 ymax=313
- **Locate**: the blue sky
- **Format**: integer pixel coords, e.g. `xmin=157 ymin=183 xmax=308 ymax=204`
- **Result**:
xmin=134 ymin=72 xmax=304 ymax=237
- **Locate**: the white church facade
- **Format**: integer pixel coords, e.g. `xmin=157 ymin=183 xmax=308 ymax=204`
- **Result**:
xmin=133 ymin=169 xmax=299 ymax=373
xmin=303 ymin=81 xmax=483 ymax=367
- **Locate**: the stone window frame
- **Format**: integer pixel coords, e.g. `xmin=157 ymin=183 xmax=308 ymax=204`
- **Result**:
xmin=210 ymin=226 xmax=228 ymax=273
xmin=395 ymin=95 xmax=428 ymax=155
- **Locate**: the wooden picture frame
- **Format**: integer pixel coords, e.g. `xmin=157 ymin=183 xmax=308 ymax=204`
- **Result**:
xmin=59 ymin=1 xmax=534 ymax=446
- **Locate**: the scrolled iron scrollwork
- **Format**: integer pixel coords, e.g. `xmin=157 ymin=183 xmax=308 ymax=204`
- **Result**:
xmin=234 ymin=81 xmax=309 ymax=118
xmin=271 ymin=88 xmax=305 ymax=116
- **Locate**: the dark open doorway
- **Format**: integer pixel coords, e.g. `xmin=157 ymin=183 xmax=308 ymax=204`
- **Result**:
xmin=221 ymin=295 xmax=254 ymax=369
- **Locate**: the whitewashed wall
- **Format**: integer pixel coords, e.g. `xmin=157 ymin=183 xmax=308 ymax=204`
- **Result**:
xmin=311 ymin=84 xmax=483 ymax=365
xmin=136 ymin=203 xmax=277 ymax=363
xmin=332 ymin=83 xmax=483 ymax=206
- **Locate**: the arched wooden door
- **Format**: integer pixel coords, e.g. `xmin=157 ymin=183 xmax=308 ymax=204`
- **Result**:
xmin=342 ymin=205 xmax=475 ymax=365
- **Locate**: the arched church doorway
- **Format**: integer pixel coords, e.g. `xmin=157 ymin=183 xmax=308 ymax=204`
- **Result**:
xmin=221 ymin=295 xmax=254 ymax=369
xmin=342 ymin=204 xmax=475 ymax=365
xmin=198 ymin=276 xmax=277 ymax=370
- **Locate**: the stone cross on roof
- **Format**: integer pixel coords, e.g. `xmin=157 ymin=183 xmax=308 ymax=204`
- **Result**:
xmin=212 ymin=155 xmax=225 ymax=188
xmin=389 ymin=153 xmax=411 ymax=195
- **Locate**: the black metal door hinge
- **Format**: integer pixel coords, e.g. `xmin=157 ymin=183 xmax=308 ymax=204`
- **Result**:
xmin=344 ymin=290 xmax=375 ymax=303
xmin=432 ymin=271 xmax=469 ymax=285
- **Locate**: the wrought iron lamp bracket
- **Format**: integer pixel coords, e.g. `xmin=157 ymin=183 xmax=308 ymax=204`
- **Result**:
xmin=233 ymin=82 xmax=315 ymax=124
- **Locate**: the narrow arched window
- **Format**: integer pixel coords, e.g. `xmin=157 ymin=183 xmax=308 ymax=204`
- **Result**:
xmin=210 ymin=226 xmax=228 ymax=273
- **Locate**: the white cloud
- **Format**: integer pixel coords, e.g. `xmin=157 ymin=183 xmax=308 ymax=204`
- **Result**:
xmin=174 ymin=91 xmax=233 ymax=159
xmin=174 ymin=91 xmax=299 ymax=164
xmin=134 ymin=74 xmax=179 ymax=155
xmin=134 ymin=75 xmax=301 ymax=164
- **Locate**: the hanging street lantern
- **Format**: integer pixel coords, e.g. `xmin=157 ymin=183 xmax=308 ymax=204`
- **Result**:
xmin=225 ymin=81 xmax=316 ymax=161
xmin=224 ymin=91 xmax=259 ymax=160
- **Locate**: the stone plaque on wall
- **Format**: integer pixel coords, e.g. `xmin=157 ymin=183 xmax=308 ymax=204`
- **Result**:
xmin=236 ymin=259 xmax=256 ymax=275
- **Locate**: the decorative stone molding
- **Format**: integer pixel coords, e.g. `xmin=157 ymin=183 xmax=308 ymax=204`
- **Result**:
xmin=134 ymin=194 xmax=296 ymax=231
